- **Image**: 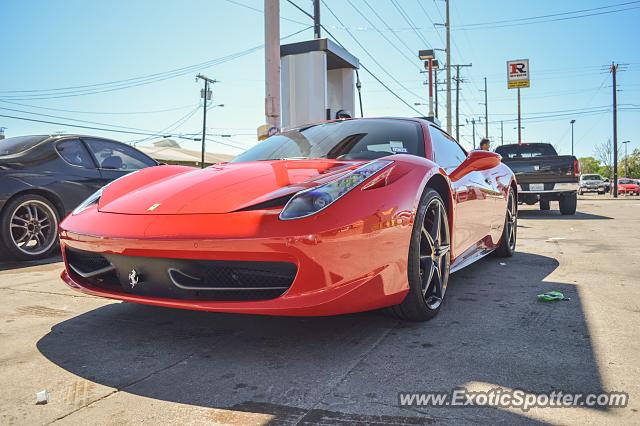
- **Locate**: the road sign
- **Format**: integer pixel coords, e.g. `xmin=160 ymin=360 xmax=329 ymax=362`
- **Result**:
xmin=507 ymin=59 xmax=530 ymax=89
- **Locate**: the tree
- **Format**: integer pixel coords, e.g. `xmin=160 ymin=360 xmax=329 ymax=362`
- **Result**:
xmin=594 ymin=139 xmax=622 ymax=179
xmin=579 ymin=157 xmax=602 ymax=174
xmin=620 ymin=148 xmax=640 ymax=179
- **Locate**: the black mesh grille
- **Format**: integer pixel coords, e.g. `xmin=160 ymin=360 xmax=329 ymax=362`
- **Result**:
xmin=66 ymin=248 xmax=110 ymax=272
xmin=65 ymin=247 xmax=296 ymax=301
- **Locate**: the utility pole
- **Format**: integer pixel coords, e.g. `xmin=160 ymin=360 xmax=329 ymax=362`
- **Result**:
xmin=195 ymin=74 xmax=218 ymax=168
xmin=452 ymin=63 xmax=472 ymax=141
xmin=611 ymin=62 xmax=619 ymax=198
xmin=500 ymin=121 xmax=504 ymax=145
xmin=445 ymin=0 xmax=452 ymax=134
xmin=467 ymin=117 xmax=481 ymax=149
xmin=482 ymin=77 xmax=488 ymax=138
xmin=265 ymin=0 xmax=281 ymax=132
xmin=434 ymin=68 xmax=439 ymax=119
xmin=313 ymin=0 xmax=321 ymax=39
xmin=622 ymin=140 xmax=630 ymax=177
xmin=570 ymin=119 xmax=576 ymax=157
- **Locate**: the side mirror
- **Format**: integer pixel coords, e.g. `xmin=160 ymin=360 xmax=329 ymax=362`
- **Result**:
xmin=449 ymin=150 xmax=502 ymax=181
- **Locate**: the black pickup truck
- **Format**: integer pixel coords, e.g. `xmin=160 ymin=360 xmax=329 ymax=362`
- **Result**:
xmin=495 ymin=143 xmax=580 ymax=215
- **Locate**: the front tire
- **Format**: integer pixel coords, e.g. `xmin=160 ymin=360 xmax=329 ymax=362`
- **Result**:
xmin=559 ymin=192 xmax=577 ymax=215
xmin=494 ymin=187 xmax=517 ymax=258
xmin=387 ymin=189 xmax=451 ymax=321
xmin=0 ymin=194 xmax=60 ymax=260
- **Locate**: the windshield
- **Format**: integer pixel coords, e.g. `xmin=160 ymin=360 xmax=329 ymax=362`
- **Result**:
xmin=232 ymin=119 xmax=424 ymax=162
xmin=494 ymin=143 xmax=557 ymax=158
xmin=619 ymin=179 xmax=634 ymax=184
xmin=0 ymin=135 xmax=48 ymax=156
xmin=582 ymin=175 xmax=602 ymax=181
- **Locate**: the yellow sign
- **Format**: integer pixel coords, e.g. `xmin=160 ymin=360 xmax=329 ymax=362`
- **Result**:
xmin=508 ymin=80 xmax=530 ymax=89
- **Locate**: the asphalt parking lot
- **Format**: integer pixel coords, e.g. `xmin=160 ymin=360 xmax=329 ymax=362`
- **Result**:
xmin=1 ymin=198 xmax=638 ymax=425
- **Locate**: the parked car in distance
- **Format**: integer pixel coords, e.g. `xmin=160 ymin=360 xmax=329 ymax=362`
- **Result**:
xmin=618 ymin=178 xmax=640 ymax=195
xmin=579 ymin=174 xmax=607 ymax=195
xmin=0 ymin=134 xmax=158 ymax=260
xmin=495 ymin=143 xmax=580 ymax=215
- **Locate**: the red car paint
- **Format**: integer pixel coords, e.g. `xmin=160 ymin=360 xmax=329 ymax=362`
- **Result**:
xmin=617 ymin=179 xmax=640 ymax=195
xmin=59 ymin=118 xmax=516 ymax=316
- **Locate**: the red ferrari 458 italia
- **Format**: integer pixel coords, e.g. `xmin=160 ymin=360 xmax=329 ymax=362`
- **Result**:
xmin=59 ymin=118 xmax=517 ymax=321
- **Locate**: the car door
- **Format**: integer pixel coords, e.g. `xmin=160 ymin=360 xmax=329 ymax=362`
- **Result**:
xmin=53 ymin=138 xmax=106 ymax=212
xmin=81 ymin=137 xmax=157 ymax=184
xmin=429 ymin=127 xmax=492 ymax=259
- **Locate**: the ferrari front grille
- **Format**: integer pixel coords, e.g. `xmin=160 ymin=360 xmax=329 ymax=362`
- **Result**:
xmin=65 ymin=248 xmax=297 ymax=301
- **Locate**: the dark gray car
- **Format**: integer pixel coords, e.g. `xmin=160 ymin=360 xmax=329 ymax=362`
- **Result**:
xmin=0 ymin=134 xmax=157 ymax=260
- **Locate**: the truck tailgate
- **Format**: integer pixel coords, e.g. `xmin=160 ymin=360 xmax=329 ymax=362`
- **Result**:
xmin=504 ymin=155 xmax=577 ymax=184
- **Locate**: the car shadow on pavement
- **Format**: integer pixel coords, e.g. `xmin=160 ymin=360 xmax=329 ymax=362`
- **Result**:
xmin=0 ymin=254 xmax=62 ymax=272
xmin=37 ymin=252 xmax=604 ymax=424
xmin=517 ymin=210 xmax=612 ymax=220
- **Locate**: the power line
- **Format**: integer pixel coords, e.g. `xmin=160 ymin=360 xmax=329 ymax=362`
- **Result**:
xmin=345 ymin=0 xmax=421 ymax=71
xmin=0 ymin=99 xmax=197 ymax=115
xmin=389 ymin=0 xmax=431 ymax=48
xmin=362 ymin=0 xmax=419 ymax=61
xmin=0 ymin=27 xmax=311 ymax=100
xmin=0 ymin=113 xmax=191 ymax=138
xmin=455 ymin=4 xmax=640 ymax=30
xmin=455 ymin=0 xmax=640 ymax=28
xmin=130 ymin=106 xmax=202 ymax=145
xmin=223 ymin=0 xmax=309 ymax=26
xmin=319 ymin=0 xmax=425 ymax=114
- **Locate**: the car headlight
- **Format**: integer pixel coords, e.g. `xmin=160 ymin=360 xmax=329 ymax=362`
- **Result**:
xmin=72 ymin=187 xmax=104 ymax=215
xmin=279 ymin=159 xmax=393 ymax=220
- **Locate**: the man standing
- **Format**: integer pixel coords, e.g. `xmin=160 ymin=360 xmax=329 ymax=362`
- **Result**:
xmin=479 ymin=138 xmax=490 ymax=151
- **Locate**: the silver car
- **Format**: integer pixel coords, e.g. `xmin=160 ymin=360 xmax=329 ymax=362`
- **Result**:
xmin=579 ymin=174 xmax=607 ymax=195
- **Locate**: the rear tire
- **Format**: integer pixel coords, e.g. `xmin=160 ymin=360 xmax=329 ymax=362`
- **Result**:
xmin=539 ymin=199 xmax=550 ymax=210
xmin=0 ymin=194 xmax=60 ymax=260
xmin=559 ymin=192 xmax=577 ymax=215
xmin=494 ymin=187 xmax=517 ymax=258
xmin=386 ymin=188 xmax=451 ymax=321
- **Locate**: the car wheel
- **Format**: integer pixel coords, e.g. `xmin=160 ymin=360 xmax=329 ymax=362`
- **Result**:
xmin=0 ymin=194 xmax=60 ymax=260
xmin=578 ymin=189 xmax=583 ymax=195
xmin=539 ymin=199 xmax=550 ymax=210
xmin=387 ymin=188 xmax=450 ymax=321
xmin=559 ymin=192 xmax=577 ymax=215
xmin=494 ymin=187 xmax=517 ymax=258
xmin=598 ymin=191 xmax=605 ymax=195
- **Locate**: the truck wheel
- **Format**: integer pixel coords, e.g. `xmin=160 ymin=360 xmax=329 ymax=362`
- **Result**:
xmin=559 ymin=193 xmax=577 ymax=215
xmin=539 ymin=199 xmax=550 ymax=211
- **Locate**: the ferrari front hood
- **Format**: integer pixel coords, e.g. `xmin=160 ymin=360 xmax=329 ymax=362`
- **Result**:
xmin=98 ymin=159 xmax=363 ymax=215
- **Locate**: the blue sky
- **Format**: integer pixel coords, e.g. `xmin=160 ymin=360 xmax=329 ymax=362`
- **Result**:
xmin=1 ymin=0 xmax=639 ymax=159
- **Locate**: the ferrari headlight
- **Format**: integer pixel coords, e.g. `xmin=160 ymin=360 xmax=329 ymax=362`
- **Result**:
xmin=279 ymin=159 xmax=393 ymax=220
xmin=72 ymin=187 xmax=104 ymax=215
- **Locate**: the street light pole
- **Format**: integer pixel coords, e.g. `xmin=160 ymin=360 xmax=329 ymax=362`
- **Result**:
xmin=570 ymin=119 xmax=576 ymax=157
xmin=622 ymin=140 xmax=630 ymax=177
